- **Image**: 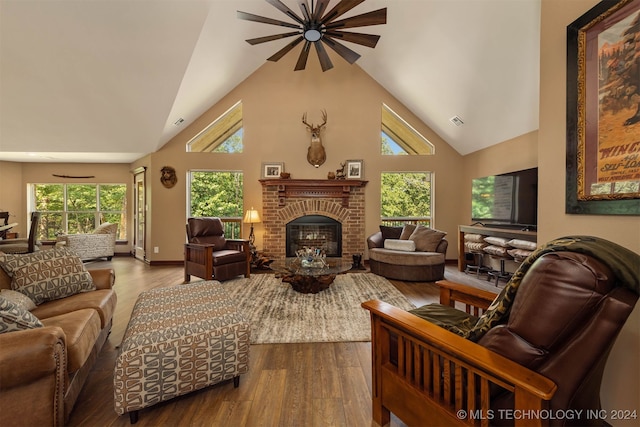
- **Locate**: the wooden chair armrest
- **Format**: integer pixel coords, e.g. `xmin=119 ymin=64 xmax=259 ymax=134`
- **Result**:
xmin=436 ymin=279 xmax=498 ymax=316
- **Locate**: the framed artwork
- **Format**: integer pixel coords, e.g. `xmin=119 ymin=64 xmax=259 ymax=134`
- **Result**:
xmin=346 ymin=160 xmax=364 ymax=179
xmin=566 ymin=0 xmax=640 ymax=215
xmin=261 ymin=162 xmax=284 ymax=179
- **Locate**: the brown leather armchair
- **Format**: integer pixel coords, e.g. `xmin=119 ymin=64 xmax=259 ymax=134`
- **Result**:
xmin=362 ymin=236 xmax=639 ymax=427
xmin=184 ymin=217 xmax=251 ymax=282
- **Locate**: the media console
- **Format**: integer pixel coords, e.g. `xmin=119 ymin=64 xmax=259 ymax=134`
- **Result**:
xmin=458 ymin=224 xmax=537 ymax=271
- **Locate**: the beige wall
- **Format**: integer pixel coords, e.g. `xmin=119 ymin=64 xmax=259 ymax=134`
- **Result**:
xmin=144 ymin=53 xmax=469 ymax=262
xmin=540 ymin=0 xmax=639 ymax=421
xmin=0 ymin=161 xmax=25 ymax=235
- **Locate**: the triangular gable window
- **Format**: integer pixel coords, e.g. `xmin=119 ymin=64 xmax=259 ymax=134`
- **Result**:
xmin=381 ymin=103 xmax=434 ymax=155
xmin=187 ymin=101 xmax=243 ymax=153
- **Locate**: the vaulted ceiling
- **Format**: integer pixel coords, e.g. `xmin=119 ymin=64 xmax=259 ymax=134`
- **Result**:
xmin=0 ymin=0 xmax=541 ymax=163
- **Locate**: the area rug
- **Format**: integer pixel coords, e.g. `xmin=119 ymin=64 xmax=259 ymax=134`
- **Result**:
xmin=217 ymin=273 xmax=416 ymax=344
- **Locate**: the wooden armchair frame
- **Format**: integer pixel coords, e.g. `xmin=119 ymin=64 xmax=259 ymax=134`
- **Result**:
xmin=184 ymin=239 xmax=250 ymax=282
xmin=362 ymin=280 xmax=557 ymax=427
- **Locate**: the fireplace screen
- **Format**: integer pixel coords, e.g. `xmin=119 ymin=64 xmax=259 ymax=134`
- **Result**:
xmin=286 ymin=215 xmax=342 ymax=257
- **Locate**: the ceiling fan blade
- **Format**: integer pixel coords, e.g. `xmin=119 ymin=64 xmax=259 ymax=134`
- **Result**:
xmin=297 ymin=0 xmax=312 ymax=22
xmin=295 ymin=41 xmax=312 ymax=71
xmin=314 ymin=41 xmax=333 ymax=72
xmin=322 ymin=36 xmax=360 ymax=64
xmin=312 ymin=0 xmax=330 ymax=22
xmin=237 ymin=11 xmax=301 ymax=30
xmin=267 ymin=36 xmax=304 ymax=62
xmin=265 ymin=0 xmax=305 ymax=25
xmin=321 ymin=0 xmax=366 ymax=25
xmin=246 ymin=31 xmax=301 ymax=46
xmin=325 ymin=8 xmax=387 ymax=30
xmin=324 ymin=30 xmax=380 ymax=48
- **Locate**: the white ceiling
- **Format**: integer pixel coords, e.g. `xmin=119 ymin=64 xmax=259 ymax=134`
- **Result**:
xmin=0 ymin=0 xmax=540 ymax=163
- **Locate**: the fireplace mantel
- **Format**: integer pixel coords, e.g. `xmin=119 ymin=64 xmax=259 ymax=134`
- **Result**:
xmin=259 ymin=179 xmax=368 ymax=207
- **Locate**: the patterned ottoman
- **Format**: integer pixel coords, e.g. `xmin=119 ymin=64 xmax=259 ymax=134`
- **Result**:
xmin=113 ymin=281 xmax=250 ymax=423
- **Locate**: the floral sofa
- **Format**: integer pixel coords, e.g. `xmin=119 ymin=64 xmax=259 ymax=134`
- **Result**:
xmin=55 ymin=222 xmax=118 ymax=261
xmin=367 ymin=224 xmax=448 ymax=281
xmin=0 ymin=248 xmax=117 ymax=426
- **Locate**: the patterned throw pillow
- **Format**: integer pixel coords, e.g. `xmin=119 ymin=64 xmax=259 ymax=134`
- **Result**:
xmin=0 ymin=295 xmax=43 ymax=334
xmin=0 ymin=248 xmax=95 ymax=305
xmin=0 ymin=289 xmax=36 ymax=311
xmin=93 ymin=222 xmax=118 ymax=235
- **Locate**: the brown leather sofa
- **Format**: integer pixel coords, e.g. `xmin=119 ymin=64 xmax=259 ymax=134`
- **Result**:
xmin=367 ymin=225 xmax=448 ymax=281
xmin=0 ymin=267 xmax=117 ymax=426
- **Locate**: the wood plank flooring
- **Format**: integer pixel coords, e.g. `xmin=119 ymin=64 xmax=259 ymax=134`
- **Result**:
xmin=67 ymin=257 xmax=501 ymax=427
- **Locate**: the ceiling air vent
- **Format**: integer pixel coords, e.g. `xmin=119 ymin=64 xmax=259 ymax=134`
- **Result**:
xmin=449 ymin=116 xmax=464 ymax=127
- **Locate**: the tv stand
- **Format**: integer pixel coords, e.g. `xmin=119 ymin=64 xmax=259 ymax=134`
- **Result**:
xmin=458 ymin=224 xmax=537 ymax=271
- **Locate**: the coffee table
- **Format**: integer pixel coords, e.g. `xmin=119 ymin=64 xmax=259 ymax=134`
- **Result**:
xmin=270 ymin=257 xmax=352 ymax=294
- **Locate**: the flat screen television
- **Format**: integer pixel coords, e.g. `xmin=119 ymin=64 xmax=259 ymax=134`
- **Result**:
xmin=471 ymin=167 xmax=538 ymax=229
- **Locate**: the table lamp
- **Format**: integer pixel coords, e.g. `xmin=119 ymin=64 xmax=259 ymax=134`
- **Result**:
xmin=243 ymin=207 xmax=261 ymax=246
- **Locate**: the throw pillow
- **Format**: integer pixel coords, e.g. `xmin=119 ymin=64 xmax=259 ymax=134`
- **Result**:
xmin=484 ymin=236 xmax=512 ymax=247
xmin=384 ymin=239 xmax=416 ymax=252
xmin=408 ymin=225 xmax=446 ymax=252
xmin=507 ymin=248 xmax=533 ymax=261
xmin=0 ymin=248 xmax=95 ymax=305
xmin=94 ymin=222 xmax=117 ymax=235
xmin=399 ymin=224 xmax=417 ymax=240
xmin=507 ymin=239 xmax=537 ymax=251
xmin=379 ymin=225 xmax=403 ymax=241
xmin=464 ymin=233 xmax=486 ymax=243
xmin=0 ymin=289 xmax=36 ymax=311
xmin=0 ymin=296 xmax=43 ymax=334
xmin=465 ymin=241 xmax=488 ymax=252
xmin=483 ymin=245 xmax=511 ymax=258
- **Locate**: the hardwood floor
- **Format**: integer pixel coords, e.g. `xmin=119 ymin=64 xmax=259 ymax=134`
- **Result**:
xmin=67 ymin=257 xmax=502 ymax=427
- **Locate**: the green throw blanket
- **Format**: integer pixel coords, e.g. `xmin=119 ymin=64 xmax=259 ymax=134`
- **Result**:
xmin=463 ymin=235 xmax=640 ymax=341
xmin=410 ymin=236 xmax=640 ymax=341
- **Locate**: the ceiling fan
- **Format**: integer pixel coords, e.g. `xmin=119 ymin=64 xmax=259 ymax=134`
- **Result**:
xmin=237 ymin=0 xmax=387 ymax=72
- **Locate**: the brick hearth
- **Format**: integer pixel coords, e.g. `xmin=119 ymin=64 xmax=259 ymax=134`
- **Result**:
xmin=260 ymin=179 xmax=367 ymax=260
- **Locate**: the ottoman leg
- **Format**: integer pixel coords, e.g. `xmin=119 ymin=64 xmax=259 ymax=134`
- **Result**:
xmin=234 ymin=376 xmax=240 ymax=388
xmin=129 ymin=411 xmax=139 ymax=424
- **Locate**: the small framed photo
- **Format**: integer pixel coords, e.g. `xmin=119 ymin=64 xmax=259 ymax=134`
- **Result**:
xmin=346 ymin=160 xmax=363 ymax=179
xmin=262 ymin=162 xmax=284 ymax=179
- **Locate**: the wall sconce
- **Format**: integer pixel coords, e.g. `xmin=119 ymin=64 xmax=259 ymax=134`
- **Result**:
xmin=243 ymin=207 xmax=261 ymax=246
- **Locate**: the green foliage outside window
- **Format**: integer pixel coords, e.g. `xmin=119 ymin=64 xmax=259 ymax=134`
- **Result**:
xmin=33 ymin=183 xmax=126 ymax=240
xmin=213 ymin=130 xmax=243 ymax=153
xmin=189 ymin=171 xmax=243 ymax=238
xmin=381 ymin=172 xmax=432 ymax=225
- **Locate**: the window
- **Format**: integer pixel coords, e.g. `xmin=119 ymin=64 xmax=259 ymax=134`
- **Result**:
xmin=31 ymin=183 xmax=127 ymax=240
xmin=187 ymin=101 xmax=243 ymax=153
xmin=381 ymin=104 xmax=434 ymax=155
xmin=188 ymin=170 xmax=244 ymax=238
xmin=380 ymin=172 xmax=432 ymax=227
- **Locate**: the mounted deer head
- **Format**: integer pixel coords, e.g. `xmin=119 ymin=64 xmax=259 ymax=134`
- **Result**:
xmin=302 ymin=110 xmax=327 ymax=167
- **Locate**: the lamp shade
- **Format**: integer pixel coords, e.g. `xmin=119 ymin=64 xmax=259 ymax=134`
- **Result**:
xmin=243 ymin=208 xmax=261 ymax=224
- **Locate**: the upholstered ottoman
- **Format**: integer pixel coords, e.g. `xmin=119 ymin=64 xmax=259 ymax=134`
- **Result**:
xmin=113 ymin=281 xmax=250 ymax=423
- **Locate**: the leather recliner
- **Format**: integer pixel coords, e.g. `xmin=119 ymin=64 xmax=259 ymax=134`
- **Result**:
xmin=184 ymin=217 xmax=250 ymax=282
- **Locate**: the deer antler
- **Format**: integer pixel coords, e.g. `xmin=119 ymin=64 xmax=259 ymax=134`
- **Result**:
xmin=302 ymin=110 xmax=327 ymax=130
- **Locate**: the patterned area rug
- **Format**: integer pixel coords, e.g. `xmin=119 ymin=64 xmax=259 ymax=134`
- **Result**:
xmin=218 ymin=273 xmax=416 ymax=344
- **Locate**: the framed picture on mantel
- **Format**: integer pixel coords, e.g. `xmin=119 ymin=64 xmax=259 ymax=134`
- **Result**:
xmin=346 ymin=160 xmax=363 ymax=179
xmin=566 ymin=0 xmax=640 ymax=215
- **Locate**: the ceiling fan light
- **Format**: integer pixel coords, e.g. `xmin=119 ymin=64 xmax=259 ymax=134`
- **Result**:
xmin=304 ymin=29 xmax=322 ymax=42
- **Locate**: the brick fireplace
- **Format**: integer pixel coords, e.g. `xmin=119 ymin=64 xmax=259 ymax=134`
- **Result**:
xmin=259 ymin=179 xmax=368 ymax=260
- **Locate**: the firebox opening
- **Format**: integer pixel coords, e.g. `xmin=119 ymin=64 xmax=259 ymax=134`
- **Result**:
xmin=286 ymin=215 xmax=342 ymax=257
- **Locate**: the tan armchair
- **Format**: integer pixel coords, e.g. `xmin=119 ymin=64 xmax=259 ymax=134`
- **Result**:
xmin=362 ymin=236 xmax=639 ymax=427
xmin=55 ymin=222 xmax=118 ymax=261
xmin=184 ymin=217 xmax=250 ymax=282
